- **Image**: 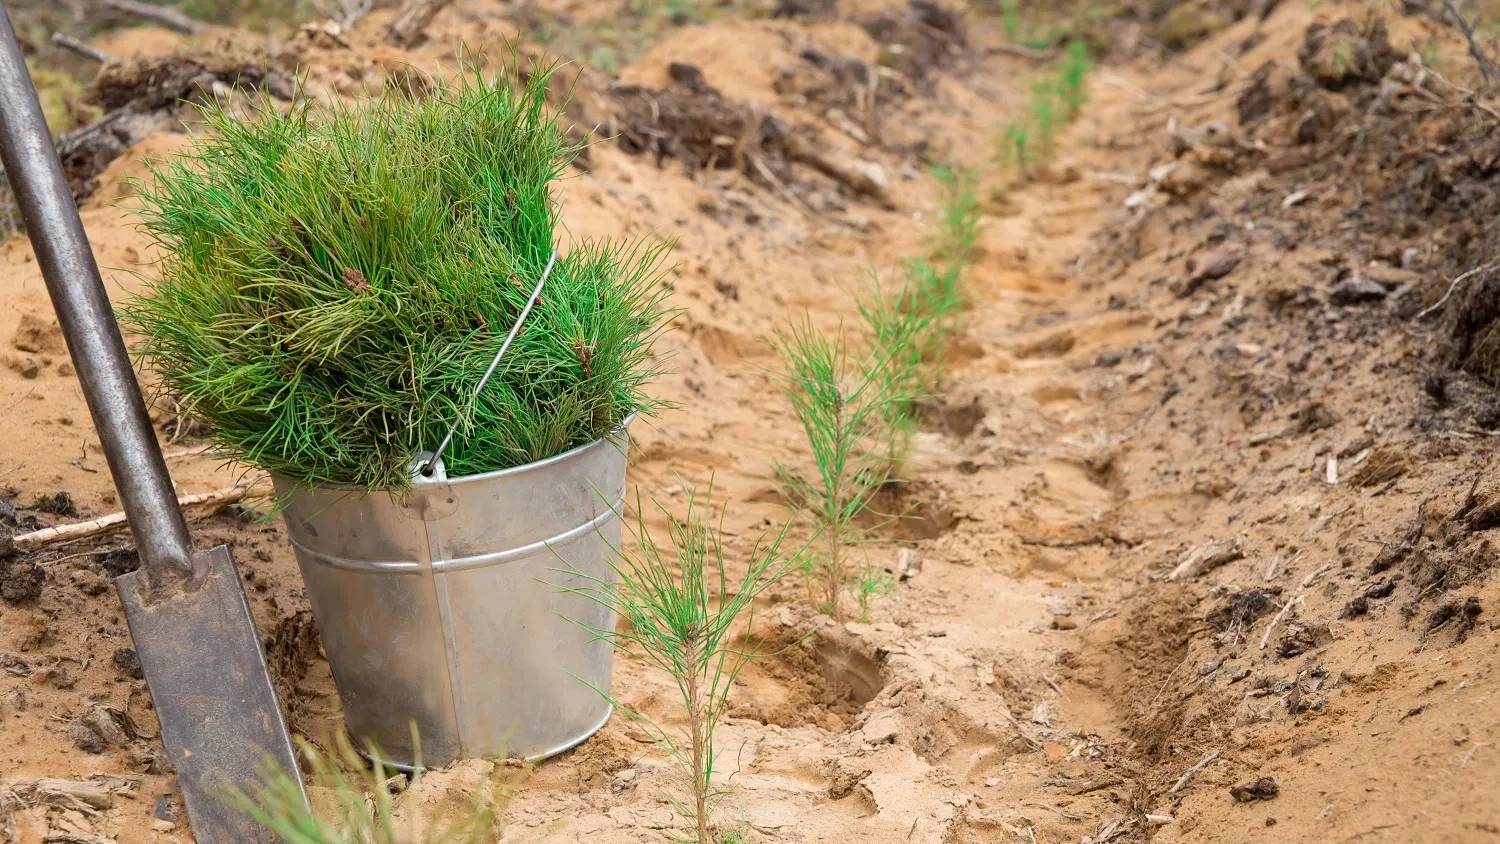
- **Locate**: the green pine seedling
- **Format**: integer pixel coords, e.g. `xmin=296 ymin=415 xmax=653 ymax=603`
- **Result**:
xmin=122 ymin=57 xmax=674 ymax=491
xmin=555 ymin=485 xmax=796 ymax=844
xmin=774 ymin=317 xmax=909 ymax=623
xmin=1059 ymin=41 xmax=1092 ymax=118
xmin=855 ymin=272 xmax=937 ymax=469
xmin=853 ymin=561 xmax=895 ymax=623
xmin=1031 ymin=76 xmax=1058 ymax=160
xmin=231 ymin=731 xmax=518 ymax=844
xmin=930 ymin=165 xmax=981 ymax=277
xmin=999 ymin=120 xmax=1033 ymax=179
xmin=1002 ymin=0 xmax=1021 ymax=39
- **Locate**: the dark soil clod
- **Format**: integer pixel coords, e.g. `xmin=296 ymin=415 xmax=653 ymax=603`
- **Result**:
xmin=1230 ymin=777 xmax=1280 ymax=802
xmin=1208 ymin=587 xmax=1283 ymax=632
xmin=114 ymin=647 xmax=144 ymax=680
xmin=0 ymin=557 xmax=44 ymax=605
xmin=100 ymin=548 xmax=141 ymax=578
xmin=28 ymin=492 xmax=76 ymax=517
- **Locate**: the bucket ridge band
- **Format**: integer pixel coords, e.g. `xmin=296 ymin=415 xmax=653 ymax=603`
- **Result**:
xmin=285 ymin=496 xmax=625 ymax=573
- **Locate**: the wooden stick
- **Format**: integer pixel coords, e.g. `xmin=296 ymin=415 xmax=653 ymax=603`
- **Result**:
xmin=1442 ymin=0 xmax=1500 ymax=87
xmin=1168 ymin=749 xmax=1220 ymax=795
xmin=1259 ymin=594 xmax=1302 ymax=650
xmin=985 ymin=43 xmax=1058 ymax=61
xmin=101 ymin=0 xmax=205 ymax=34
xmin=1416 ymin=262 xmax=1499 ymax=319
xmin=385 ymin=0 xmax=452 ymax=47
xmin=49 ymin=33 xmax=114 ymax=64
xmin=13 ymin=479 xmax=263 ymax=552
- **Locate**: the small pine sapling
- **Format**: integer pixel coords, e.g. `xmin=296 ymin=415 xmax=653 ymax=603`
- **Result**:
xmin=233 ymin=732 xmax=518 ymax=843
xmin=774 ymin=317 xmax=905 ymax=622
xmin=999 ymin=120 xmax=1033 ymax=179
xmin=556 ymin=486 xmax=795 ymax=844
xmin=1059 ymin=41 xmax=1092 ymax=118
xmin=1030 ymin=76 xmax=1058 ymax=161
xmin=1002 ymin=0 xmax=1020 ymax=39
xmin=853 ymin=562 xmax=896 ymax=623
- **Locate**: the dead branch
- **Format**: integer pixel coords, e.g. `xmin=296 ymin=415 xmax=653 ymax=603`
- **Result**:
xmin=1442 ymin=0 xmax=1500 ymax=88
xmin=101 ymin=0 xmax=205 ymax=34
xmin=12 ymin=478 xmax=264 ymax=552
xmin=1168 ymin=749 xmax=1220 ymax=795
xmin=317 ymin=0 xmax=373 ymax=31
xmin=1259 ymin=594 xmax=1303 ymax=650
xmin=385 ymin=0 xmax=452 ymax=47
xmin=49 ymin=33 xmax=114 ymax=64
xmin=985 ymin=43 xmax=1058 ymax=61
xmin=1417 ymin=261 xmax=1500 ymax=319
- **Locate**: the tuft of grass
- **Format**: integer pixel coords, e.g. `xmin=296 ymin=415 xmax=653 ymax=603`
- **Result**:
xmin=555 ymin=484 xmax=796 ymax=844
xmin=233 ymin=732 xmax=519 ymax=843
xmin=121 ymin=59 xmax=674 ymax=491
xmin=774 ymin=318 xmax=908 ymax=623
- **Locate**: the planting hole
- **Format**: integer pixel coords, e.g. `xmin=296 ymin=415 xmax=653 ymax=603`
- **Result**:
xmin=728 ymin=630 xmax=883 ymax=732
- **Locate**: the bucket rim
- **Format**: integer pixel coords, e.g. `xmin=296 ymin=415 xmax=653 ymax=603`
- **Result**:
xmin=271 ymin=414 xmax=634 ymax=494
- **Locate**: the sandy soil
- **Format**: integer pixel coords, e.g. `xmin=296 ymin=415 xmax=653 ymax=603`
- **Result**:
xmin=1 ymin=0 xmax=1499 ymax=842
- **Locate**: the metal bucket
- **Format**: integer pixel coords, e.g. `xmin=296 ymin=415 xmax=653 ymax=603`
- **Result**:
xmin=274 ymin=424 xmax=629 ymax=769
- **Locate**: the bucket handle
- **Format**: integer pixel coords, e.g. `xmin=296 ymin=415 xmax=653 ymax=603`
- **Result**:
xmin=419 ymin=249 xmax=558 ymax=479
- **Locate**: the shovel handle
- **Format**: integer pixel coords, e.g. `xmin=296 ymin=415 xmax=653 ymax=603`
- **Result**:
xmin=0 ymin=5 xmax=193 ymax=579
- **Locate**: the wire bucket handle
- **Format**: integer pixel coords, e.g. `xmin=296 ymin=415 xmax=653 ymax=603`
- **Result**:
xmin=414 ymin=249 xmax=558 ymax=479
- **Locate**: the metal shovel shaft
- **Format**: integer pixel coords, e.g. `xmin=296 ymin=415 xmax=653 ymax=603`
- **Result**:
xmin=0 ymin=6 xmax=307 ymax=842
xmin=0 ymin=4 xmax=193 ymax=583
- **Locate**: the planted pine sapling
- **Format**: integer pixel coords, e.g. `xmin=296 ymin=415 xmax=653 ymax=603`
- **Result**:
xmin=774 ymin=317 xmax=906 ymax=622
xmin=1059 ymin=41 xmax=1092 ymax=118
xmin=1001 ymin=0 xmax=1021 ymax=39
xmin=557 ymin=487 xmax=795 ymax=844
xmin=1030 ymin=76 xmax=1058 ymax=161
xmin=998 ymin=120 xmax=1033 ymax=179
xmin=234 ymin=732 xmax=519 ymax=844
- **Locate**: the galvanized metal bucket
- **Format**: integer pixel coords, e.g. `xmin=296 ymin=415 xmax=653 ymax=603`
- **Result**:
xmin=274 ymin=424 xmax=629 ymax=768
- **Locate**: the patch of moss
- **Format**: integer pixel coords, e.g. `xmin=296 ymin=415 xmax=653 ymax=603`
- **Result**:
xmin=26 ymin=61 xmax=99 ymax=136
xmin=1152 ymin=3 xmax=1229 ymax=51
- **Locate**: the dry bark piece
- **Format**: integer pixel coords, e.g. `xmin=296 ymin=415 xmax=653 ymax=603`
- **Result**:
xmin=385 ymin=0 xmax=454 ymax=47
xmin=1180 ymin=241 xmax=1244 ymax=297
xmin=1349 ymin=446 xmax=1412 ymax=487
xmin=1329 ymin=274 xmax=1389 ymax=305
xmin=1168 ymin=538 xmax=1245 ymax=580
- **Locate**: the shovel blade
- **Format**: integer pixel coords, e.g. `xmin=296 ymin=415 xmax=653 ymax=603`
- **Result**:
xmin=116 ymin=545 xmax=304 ymax=844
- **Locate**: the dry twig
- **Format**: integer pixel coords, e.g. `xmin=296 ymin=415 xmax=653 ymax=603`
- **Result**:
xmin=49 ymin=33 xmax=113 ymax=64
xmin=101 ymin=0 xmax=204 ymax=34
xmin=1442 ymin=0 xmax=1500 ymax=88
xmin=1168 ymin=749 xmax=1220 ymax=795
xmin=13 ymin=478 xmax=264 ymax=552
xmin=1416 ymin=262 xmax=1499 ymax=319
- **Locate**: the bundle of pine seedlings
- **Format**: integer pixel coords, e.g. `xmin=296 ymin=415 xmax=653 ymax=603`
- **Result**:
xmin=122 ymin=62 xmax=672 ymax=490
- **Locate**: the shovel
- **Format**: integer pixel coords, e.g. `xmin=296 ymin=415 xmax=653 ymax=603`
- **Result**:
xmin=0 ymin=6 xmax=306 ymax=842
